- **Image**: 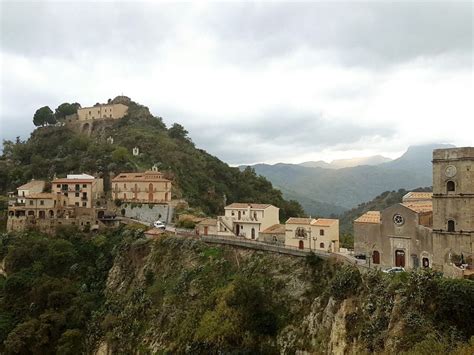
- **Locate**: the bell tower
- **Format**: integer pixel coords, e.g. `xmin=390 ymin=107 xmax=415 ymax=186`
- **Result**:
xmin=432 ymin=147 xmax=474 ymax=270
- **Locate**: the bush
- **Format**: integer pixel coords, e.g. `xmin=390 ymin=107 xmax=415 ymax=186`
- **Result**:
xmin=329 ymin=265 xmax=362 ymax=300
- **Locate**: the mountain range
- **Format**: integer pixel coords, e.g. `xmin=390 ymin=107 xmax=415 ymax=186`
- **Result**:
xmin=299 ymin=155 xmax=392 ymax=169
xmin=241 ymin=144 xmax=454 ymax=216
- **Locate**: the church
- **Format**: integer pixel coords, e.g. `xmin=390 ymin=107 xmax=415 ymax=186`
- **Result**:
xmin=354 ymin=147 xmax=473 ymax=277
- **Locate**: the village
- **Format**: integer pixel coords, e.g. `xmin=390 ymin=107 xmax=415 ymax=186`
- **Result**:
xmin=5 ymin=102 xmax=474 ymax=280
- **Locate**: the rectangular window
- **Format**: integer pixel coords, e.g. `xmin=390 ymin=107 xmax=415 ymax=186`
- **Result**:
xmin=75 ymin=202 xmax=79 ymax=206
xmin=82 ymin=202 xmax=87 ymax=207
xmin=29 ymin=200 xmax=34 ymax=205
xmin=75 ymin=184 xmax=80 ymax=190
xmin=56 ymin=184 xmax=61 ymax=188
xmin=82 ymin=184 xmax=87 ymax=188
xmin=75 ymin=192 xmax=79 ymax=197
xmin=320 ymin=229 xmax=324 ymax=236
xmin=40 ymin=200 xmax=44 ymax=205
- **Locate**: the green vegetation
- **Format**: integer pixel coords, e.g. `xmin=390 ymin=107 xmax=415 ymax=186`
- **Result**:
xmin=0 ymin=231 xmax=472 ymax=353
xmin=33 ymin=106 xmax=56 ymax=127
xmin=1 ymin=97 xmax=304 ymax=219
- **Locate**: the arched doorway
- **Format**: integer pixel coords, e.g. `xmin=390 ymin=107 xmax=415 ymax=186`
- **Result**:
xmin=395 ymin=250 xmax=405 ymax=267
xmin=148 ymin=183 xmax=154 ymax=202
xmin=251 ymin=228 xmax=255 ymax=239
xmin=447 ymin=180 xmax=455 ymax=192
xmin=48 ymin=210 xmax=54 ymax=218
xmin=81 ymin=122 xmax=90 ymax=134
xmin=298 ymin=240 xmax=304 ymax=250
xmin=372 ymin=250 xmax=380 ymax=264
xmin=236 ymin=224 xmax=240 ymax=236
xmin=204 ymin=226 xmax=208 ymax=236
xmin=38 ymin=211 xmax=46 ymax=219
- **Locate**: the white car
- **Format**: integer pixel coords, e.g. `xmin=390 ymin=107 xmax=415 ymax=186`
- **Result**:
xmin=382 ymin=267 xmax=405 ymax=274
xmin=153 ymin=221 xmax=166 ymax=230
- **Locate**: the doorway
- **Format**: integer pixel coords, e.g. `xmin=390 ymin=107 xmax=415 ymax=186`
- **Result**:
xmin=298 ymin=240 xmax=304 ymax=250
xmin=395 ymin=250 xmax=406 ymax=267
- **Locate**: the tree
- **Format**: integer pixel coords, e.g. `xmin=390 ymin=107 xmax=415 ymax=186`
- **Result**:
xmin=33 ymin=106 xmax=55 ymax=126
xmin=168 ymin=123 xmax=189 ymax=140
xmin=54 ymin=102 xmax=81 ymax=120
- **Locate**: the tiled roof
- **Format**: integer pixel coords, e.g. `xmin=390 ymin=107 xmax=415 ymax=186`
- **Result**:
xmin=354 ymin=211 xmax=381 ymax=224
xmin=52 ymin=179 xmax=94 ymax=184
xmin=402 ymin=192 xmax=433 ymax=201
xmin=225 ymin=203 xmax=273 ymax=209
xmin=17 ymin=180 xmax=45 ymax=190
xmin=197 ymin=218 xmax=217 ymax=226
xmin=286 ymin=217 xmax=313 ymax=225
xmin=402 ymin=201 xmax=433 ymax=213
xmin=311 ymin=218 xmax=338 ymax=227
xmin=112 ymin=171 xmax=170 ymax=182
xmin=260 ymin=224 xmax=286 ymax=234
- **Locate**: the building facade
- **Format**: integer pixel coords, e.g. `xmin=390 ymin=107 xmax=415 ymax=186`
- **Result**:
xmin=112 ymin=171 xmax=172 ymax=204
xmin=285 ymin=217 xmax=340 ymax=252
xmin=216 ymin=203 xmax=280 ymax=239
xmin=52 ymin=174 xmax=104 ymax=208
xmin=354 ymin=147 xmax=473 ymax=275
xmin=259 ymin=224 xmax=286 ymax=245
xmin=77 ymin=103 xmax=128 ymax=121
xmin=432 ymin=147 xmax=474 ymax=272
xmin=16 ymin=180 xmax=46 ymax=204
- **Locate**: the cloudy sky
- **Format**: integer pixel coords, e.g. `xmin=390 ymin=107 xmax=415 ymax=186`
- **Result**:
xmin=0 ymin=0 xmax=472 ymax=165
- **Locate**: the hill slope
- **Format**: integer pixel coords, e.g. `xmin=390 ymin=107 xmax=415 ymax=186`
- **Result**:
xmin=0 ymin=97 xmax=303 ymax=220
xmin=244 ymin=144 xmax=453 ymax=216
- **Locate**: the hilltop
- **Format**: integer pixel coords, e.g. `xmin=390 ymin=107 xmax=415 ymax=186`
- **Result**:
xmin=0 ymin=97 xmax=304 ymax=220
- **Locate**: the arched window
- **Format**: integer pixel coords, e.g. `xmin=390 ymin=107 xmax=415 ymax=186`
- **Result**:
xmin=372 ymin=250 xmax=380 ymax=264
xmin=422 ymin=257 xmax=430 ymax=268
xmin=447 ymin=181 xmax=455 ymax=192
xmin=447 ymin=220 xmax=455 ymax=232
xmin=319 ymin=242 xmax=325 ymax=249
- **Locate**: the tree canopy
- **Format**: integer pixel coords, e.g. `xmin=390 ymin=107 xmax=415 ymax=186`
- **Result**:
xmin=33 ymin=106 xmax=55 ymax=126
xmin=54 ymin=102 xmax=81 ymax=119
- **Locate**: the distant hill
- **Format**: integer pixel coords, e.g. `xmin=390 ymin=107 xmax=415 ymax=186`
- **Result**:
xmin=243 ymin=144 xmax=454 ymax=216
xmin=299 ymin=155 xmax=392 ymax=169
xmin=0 ymin=97 xmax=304 ymax=220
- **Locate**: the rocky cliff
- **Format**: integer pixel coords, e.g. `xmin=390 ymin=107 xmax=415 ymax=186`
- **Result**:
xmin=95 ymin=235 xmax=474 ymax=354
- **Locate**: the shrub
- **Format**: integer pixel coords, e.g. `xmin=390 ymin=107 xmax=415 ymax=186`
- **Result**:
xmin=329 ymin=265 xmax=362 ymax=300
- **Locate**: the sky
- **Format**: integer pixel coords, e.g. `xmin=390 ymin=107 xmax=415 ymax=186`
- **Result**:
xmin=0 ymin=0 xmax=472 ymax=165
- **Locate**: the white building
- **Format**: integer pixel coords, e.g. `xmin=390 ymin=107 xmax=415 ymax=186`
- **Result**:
xmin=16 ymin=180 xmax=46 ymax=204
xmin=216 ymin=203 xmax=280 ymax=239
xmin=285 ymin=217 xmax=340 ymax=252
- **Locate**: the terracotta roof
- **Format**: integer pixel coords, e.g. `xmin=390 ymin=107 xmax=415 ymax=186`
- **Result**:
xmin=354 ymin=211 xmax=381 ymax=224
xmin=52 ymin=179 xmax=94 ymax=184
xmin=286 ymin=217 xmax=313 ymax=225
xmin=311 ymin=218 xmax=338 ymax=227
xmin=402 ymin=192 xmax=433 ymax=202
xmin=402 ymin=201 xmax=433 ymax=213
xmin=17 ymin=180 xmax=45 ymax=190
xmin=112 ymin=171 xmax=170 ymax=182
xmin=225 ymin=203 xmax=273 ymax=209
xmin=260 ymin=224 xmax=286 ymax=234
xmin=27 ymin=193 xmax=57 ymax=199
xmin=198 ymin=218 xmax=217 ymax=226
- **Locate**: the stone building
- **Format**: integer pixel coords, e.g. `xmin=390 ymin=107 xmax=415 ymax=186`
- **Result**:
xmin=354 ymin=147 xmax=473 ymax=275
xmin=195 ymin=218 xmax=218 ymax=236
xmin=285 ymin=217 xmax=340 ymax=252
xmin=112 ymin=171 xmax=172 ymax=204
xmin=431 ymin=147 xmax=474 ymax=274
xmin=216 ymin=203 xmax=280 ymax=239
xmin=77 ymin=103 xmax=128 ymax=121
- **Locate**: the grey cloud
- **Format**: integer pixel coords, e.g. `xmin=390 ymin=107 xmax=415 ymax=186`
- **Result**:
xmin=202 ymin=2 xmax=472 ymax=67
xmin=183 ymin=109 xmax=395 ymax=164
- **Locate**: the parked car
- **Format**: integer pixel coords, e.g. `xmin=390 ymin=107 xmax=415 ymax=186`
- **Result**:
xmin=153 ymin=220 xmax=166 ymax=230
xmin=382 ymin=267 xmax=405 ymax=274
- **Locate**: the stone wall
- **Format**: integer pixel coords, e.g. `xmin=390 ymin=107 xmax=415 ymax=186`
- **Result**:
xmin=119 ymin=203 xmax=174 ymax=224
